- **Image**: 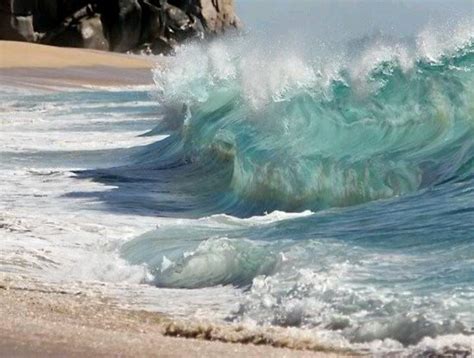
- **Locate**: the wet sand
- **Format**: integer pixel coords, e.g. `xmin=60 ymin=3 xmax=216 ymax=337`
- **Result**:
xmin=0 ymin=276 xmax=351 ymax=358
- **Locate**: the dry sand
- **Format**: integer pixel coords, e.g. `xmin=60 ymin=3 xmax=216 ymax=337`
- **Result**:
xmin=0 ymin=41 xmax=155 ymax=88
xmin=0 ymin=41 xmax=153 ymax=69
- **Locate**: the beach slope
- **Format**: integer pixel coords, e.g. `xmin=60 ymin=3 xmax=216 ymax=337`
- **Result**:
xmin=0 ymin=41 xmax=155 ymax=88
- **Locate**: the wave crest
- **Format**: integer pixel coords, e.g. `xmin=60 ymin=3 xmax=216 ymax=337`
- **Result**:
xmin=143 ymin=23 xmax=474 ymax=215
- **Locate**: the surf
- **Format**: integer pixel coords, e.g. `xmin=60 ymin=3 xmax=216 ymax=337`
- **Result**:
xmin=116 ymin=23 xmax=474 ymax=351
xmin=121 ymin=23 xmax=474 ymax=217
xmin=2 ymin=18 xmax=471 ymax=355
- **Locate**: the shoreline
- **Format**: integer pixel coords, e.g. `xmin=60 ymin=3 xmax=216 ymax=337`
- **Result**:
xmin=0 ymin=40 xmax=350 ymax=358
xmin=0 ymin=275 xmax=350 ymax=357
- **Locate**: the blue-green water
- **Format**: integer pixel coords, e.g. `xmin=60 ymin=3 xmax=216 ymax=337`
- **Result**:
xmin=1 ymin=24 xmax=473 ymax=355
xmin=120 ymin=33 xmax=474 ymax=350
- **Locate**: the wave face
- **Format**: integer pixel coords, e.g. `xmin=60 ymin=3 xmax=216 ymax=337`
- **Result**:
xmin=117 ymin=23 xmax=474 ymax=352
xmin=135 ymin=24 xmax=474 ymax=216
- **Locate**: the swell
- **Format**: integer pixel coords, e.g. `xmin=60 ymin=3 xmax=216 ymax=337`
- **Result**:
xmin=133 ymin=34 xmax=474 ymax=216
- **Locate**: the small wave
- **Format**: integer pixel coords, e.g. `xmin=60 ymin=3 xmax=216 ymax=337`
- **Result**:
xmin=199 ymin=210 xmax=314 ymax=226
xmin=122 ymin=228 xmax=279 ymax=289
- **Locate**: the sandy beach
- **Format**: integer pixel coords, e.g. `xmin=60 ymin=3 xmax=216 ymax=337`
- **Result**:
xmin=0 ymin=41 xmax=155 ymax=88
xmin=0 ymin=41 xmax=153 ymax=69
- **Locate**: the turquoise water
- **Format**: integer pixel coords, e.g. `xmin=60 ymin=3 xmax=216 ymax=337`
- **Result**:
xmin=2 ymin=23 xmax=473 ymax=354
xmin=121 ymin=33 xmax=474 ymax=348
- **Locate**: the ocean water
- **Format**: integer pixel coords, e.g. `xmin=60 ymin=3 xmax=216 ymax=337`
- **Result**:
xmin=1 ymin=20 xmax=474 ymax=356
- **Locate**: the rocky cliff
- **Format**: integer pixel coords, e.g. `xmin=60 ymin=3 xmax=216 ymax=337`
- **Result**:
xmin=0 ymin=0 xmax=240 ymax=54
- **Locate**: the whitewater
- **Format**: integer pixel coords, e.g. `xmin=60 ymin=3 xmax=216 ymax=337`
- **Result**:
xmin=1 ymin=20 xmax=474 ymax=356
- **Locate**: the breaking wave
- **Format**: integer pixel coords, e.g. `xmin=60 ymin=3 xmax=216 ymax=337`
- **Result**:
xmin=133 ymin=22 xmax=474 ymax=215
xmin=117 ymin=22 xmax=474 ymax=353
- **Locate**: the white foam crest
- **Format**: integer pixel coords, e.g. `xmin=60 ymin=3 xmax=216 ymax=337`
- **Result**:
xmin=208 ymin=41 xmax=237 ymax=81
xmin=314 ymin=57 xmax=346 ymax=99
xmin=237 ymin=238 xmax=474 ymax=350
xmin=417 ymin=20 xmax=474 ymax=62
xmin=1 ymin=130 xmax=158 ymax=153
xmin=152 ymin=40 xmax=321 ymax=110
xmin=147 ymin=210 xmax=313 ymax=233
xmin=240 ymin=52 xmax=317 ymax=109
xmin=52 ymin=251 xmax=151 ymax=284
xmin=406 ymin=334 xmax=474 ymax=356
xmin=241 ymin=261 xmax=356 ymax=329
xmin=81 ymin=84 xmax=157 ymax=92
xmin=351 ymin=41 xmax=413 ymax=84
xmin=146 ymin=19 xmax=474 ymax=114
xmin=153 ymin=43 xmax=213 ymax=103
xmin=349 ymin=19 xmax=474 ymax=82
xmin=151 ymin=19 xmax=474 ymax=114
xmin=152 ymin=236 xmax=278 ymax=288
xmin=356 ymin=334 xmax=474 ymax=357
xmin=200 ymin=210 xmax=314 ymax=227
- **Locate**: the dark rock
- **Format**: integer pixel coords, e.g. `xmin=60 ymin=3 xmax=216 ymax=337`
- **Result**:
xmin=0 ymin=0 xmax=36 ymax=41
xmin=139 ymin=0 xmax=163 ymax=44
xmin=163 ymin=3 xmax=204 ymax=42
xmin=10 ymin=14 xmax=35 ymax=40
xmin=47 ymin=15 xmax=108 ymax=50
xmin=139 ymin=1 xmax=205 ymax=54
xmin=0 ymin=13 xmax=36 ymax=41
xmin=100 ymin=0 xmax=143 ymax=52
xmin=194 ymin=0 xmax=239 ymax=34
xmin=11 ymin=0 xmax=35 ymax=15
xmin=39 ymin=4 xmax=108 ymax=51
xmin=166 ymin=3 xmax=191 ymax=30
xmin=0 ymin=0 xmax=240 ymax=54
xmin=78 ymin=15 xmax=108 ymax=50
xmin=33 ymin=0 xmax=91 ymax=32
xmin=57 ymin=1 xmax=93 ymax=19
xmin=149 ymin=36 xmax=175 ymax=54
xmin=135 ymin=36 xmax=174 ymax=56
xmin=33 ymin=0 xmax=60 ymax=32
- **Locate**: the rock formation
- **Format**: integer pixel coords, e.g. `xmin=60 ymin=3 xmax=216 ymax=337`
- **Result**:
xmin=0 ymin=0 xmax=239 ymax=53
